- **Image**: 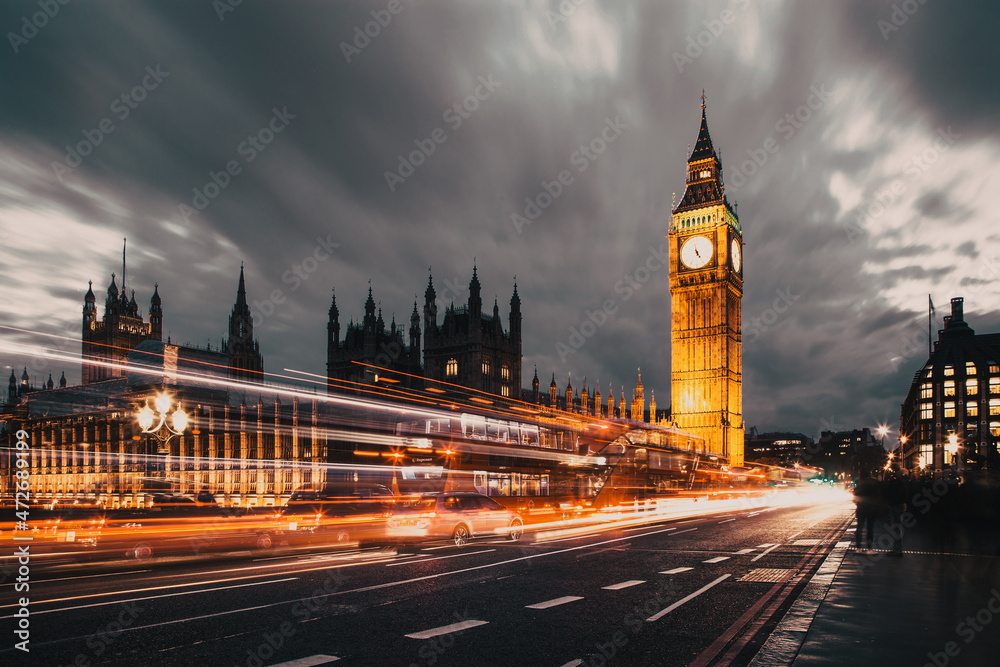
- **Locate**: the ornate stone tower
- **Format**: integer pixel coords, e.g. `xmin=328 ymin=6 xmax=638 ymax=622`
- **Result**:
xmin=668 ymin=95 xmax=744 ymax=466
xmin=81 ymin=240 xmax=161 ymax=384
xmin=224 ymin=265 xmax=264 ymax=383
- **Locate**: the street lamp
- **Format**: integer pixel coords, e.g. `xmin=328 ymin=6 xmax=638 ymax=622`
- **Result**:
xmin=945 ymin=432 xmax=959 ymax=467
xmin=137 ymin=393 xmax=188 ymax=496
xmin=137 ymin=393 xmax=188 ymax=450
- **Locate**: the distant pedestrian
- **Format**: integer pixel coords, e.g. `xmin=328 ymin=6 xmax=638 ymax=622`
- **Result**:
xmin=853 ymin=469 xmax=880 ymax=554
xmin=880 ymin=466 xmax=906 ymax=556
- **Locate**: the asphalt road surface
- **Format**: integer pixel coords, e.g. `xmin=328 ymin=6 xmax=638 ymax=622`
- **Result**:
xmin=2 ymin=498 xmax=855 ymax=667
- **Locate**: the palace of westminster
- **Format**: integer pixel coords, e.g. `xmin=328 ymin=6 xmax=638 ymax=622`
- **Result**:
xmin=2 ymin=101 xmax=749 ymax=507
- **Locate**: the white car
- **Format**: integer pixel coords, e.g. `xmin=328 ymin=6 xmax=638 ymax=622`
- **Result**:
xmin=387 ymin=492 xmax=524 ymax=546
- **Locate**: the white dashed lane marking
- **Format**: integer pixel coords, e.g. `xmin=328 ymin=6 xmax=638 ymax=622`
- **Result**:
xmin=526 ymin=596 xmax=584 ymax=610
xmin=703 ymin=556 xmax=731 ymax=564
xmin=660 ymin=567 xmax=694 ymax=575
xmin=751 ymin=544 xmax=782 ymax=562
xmin=405 ymin=620 xmax=489 ymax=639
xmin=647 ymin=574 xmax=731 ymax=622
xmin=733 ymin=548 xmax=755 ymax=555
xmin=602 ymin=580 xmax=646 ymax=590
xmin=267 ymin=655 xmax=340 ymax=667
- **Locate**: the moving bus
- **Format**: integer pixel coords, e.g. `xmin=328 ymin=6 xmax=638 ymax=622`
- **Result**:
xmin=391 ymin=413 xmax=740 ymax=514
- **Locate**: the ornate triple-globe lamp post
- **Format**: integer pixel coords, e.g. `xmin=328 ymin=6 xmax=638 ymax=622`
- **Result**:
xmin=136 ymin=393 xmax=188 ymax=495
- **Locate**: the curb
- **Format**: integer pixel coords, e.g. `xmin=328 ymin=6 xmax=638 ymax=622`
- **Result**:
xmin=747 ymin=529 xmax=852 ymax=667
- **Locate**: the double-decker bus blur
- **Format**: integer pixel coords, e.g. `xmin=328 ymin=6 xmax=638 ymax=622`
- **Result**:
xmin=390 ymin=412 xmax=761 ymax=516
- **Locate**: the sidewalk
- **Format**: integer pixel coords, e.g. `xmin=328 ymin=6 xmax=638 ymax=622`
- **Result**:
xmin=756 ymin=501 xmax=1000 ymax=666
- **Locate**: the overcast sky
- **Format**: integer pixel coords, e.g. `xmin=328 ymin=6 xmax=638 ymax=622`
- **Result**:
xmin=1 ymin=0 xmax=999 ymax=439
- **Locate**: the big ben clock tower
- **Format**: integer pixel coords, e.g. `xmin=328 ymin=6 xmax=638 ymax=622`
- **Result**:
xmin=668 ymin=95 xmax=744 ymax=466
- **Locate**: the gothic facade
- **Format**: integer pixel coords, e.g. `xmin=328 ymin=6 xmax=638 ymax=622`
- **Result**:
xmin=326 ymin=285 xmax=422 ymax=390
xmin=326 ymin=266 xmax=522 ymax=399
xmin=82 ymin=271 xmax=162 ymax=384
xmin=423 ymin=266 xmax=522 ymax=398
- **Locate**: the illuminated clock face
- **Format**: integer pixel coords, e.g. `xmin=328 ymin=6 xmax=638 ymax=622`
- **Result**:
xmin=681 ymin=236 xmax=713 ymax=269
xmin=731 ymin=239 xmax=742 ymax=273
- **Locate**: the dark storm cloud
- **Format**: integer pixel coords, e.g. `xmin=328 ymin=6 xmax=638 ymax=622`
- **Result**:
xmin=955 ymin=241 xmax=978 ymax=259
xmin=839 ymin=0 xmax=1000 ymax=139
xmin=1 ymin=0 xmax=997 ymax=437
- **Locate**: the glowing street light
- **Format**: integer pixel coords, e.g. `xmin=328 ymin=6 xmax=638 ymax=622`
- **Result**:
xmin=137 ymin=393 xmax=188 ymax=452
xmin=945 ymin=433 xmax=960 ymax=466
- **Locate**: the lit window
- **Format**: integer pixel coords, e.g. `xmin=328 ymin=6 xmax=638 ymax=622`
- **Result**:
xmin=991 ymin=399 xmax=1000 ymax=416
xmin=920 ymin=383 xmax=933 ymax=399
xmin=501 ymin=365 xmax=510 ymax=380
xmin=992 ymin=422 xmax=1000 ymax=437
xmin=445 ymin=359 xmax=458 ymax=377
xmin=482 ymin=360 xmax=490 ymax=375
xmin=501 ymin=386 xmax=510 ymax=398
xmin=943 ymin=381 xmax=955 ymax=397
xmin=920 ymin=403 xmax=933 ymax=420
xmin=944 ymin=402 xmax=956 ymax=418
xmin=966 ymin=362 xmax=977 ymax=375
xmin=991 ymin=364 xmax=1000 ymax=374
xmin=991 ymin=377 xmax=1000 ymax=394
xmin=944 ymin=366 xmax=954 ymax=376
xmin=924 ymin=367 xmax=933 ymax=378
xmin=967 ymin=403 xmax=979 ymax=417
xmin=967 ymin=379 xmax=978 ymax=395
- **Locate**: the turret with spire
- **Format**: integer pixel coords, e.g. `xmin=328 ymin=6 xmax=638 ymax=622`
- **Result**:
xmin=468 ymin=262 xmax=482 ymax=339
xmin=224 ymin=264 xmax=264 ymax=383
xmin=409 ymin=298 xmax=421 ymax=356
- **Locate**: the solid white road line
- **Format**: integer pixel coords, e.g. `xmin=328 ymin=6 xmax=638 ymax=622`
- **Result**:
xmin=751 ymin=544 xmax=782 ymax=562
xmin=559 ymin=661 xmax=584 ymax=667
xmin=646 ymin=574 xmax=731 ymax=622
xmin=20 ymin=570 xmax=151 ymax=585
xmin=4 ymin=577 xmax=299 ymax=618
xmin=703 ymin=556 xmax=731 ymax=564
xmin=0 ymin=572 xmax=296 ymax=610
xmin=386 ymin=558 xmax=435 ymax=567
xmin=788 ymin=530 xmax=805 ymax=540
xmin=526 ymin=596 xmax=584 ymax=610
xmin=405 ymin=619 xmax=489 ymax=639
xmin=756 ymin=543 xmax=777 ymax=548
xmin=718 ymin=519 xmax=736 ymax=524
xmin=602 ymin=580 xmax=646 ymax=590
xmin=386 ymin=549 xmax=495 ymax=566
xmin=625 ymin=525 xmax=675 ymax=532
xmin=659 ymin=567 xmax=693 ymax=575
xmin=422 ymin=545 xmax=453 ymax=551
xmin=267 ymin=654 xmax=340 ymax=666
xmin=540 ymin=533 xmax=602 ymax=544
xmin=668 ymin=528 xmax=699 ymax=537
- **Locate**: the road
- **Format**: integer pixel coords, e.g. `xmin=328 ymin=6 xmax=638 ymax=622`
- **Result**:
xmin=3 ymin=498 xmax=854 ymax=667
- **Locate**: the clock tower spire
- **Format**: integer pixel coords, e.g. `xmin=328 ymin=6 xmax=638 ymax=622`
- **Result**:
xmin=668 ymin=95 xmax=744 ymax=465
